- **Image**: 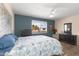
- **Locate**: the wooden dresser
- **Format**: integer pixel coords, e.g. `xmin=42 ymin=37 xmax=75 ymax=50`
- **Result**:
xmin=59 ymin=33 xmax=77 ymax=45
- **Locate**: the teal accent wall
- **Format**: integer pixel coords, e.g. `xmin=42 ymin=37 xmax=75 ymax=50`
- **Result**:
xmin=47 ymin=20 xmax=55 ymax=37
xmin=15 ymin=14 xmax=55 ymax=37
xmin=15 ymin=15 xmax=32 ymax=36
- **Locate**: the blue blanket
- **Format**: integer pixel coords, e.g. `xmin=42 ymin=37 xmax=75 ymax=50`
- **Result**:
xmin=0 ymin=47 xmax=13 ymax=56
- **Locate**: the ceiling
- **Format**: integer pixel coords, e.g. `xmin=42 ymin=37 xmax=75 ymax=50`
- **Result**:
xmin=11 ymin=3 xmax=79 ymax=20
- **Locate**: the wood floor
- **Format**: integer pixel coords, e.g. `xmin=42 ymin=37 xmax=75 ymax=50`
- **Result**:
xmin=61 ymin=42 xmax=79 ymax=56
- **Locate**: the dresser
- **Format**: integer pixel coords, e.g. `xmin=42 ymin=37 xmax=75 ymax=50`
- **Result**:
xmin=59 ymin=33 xmax=77 ymax=45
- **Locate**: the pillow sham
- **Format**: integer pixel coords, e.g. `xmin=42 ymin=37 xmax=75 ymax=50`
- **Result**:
xmin=0 ymin=34 xmax=17 ymax=49
xmin=7 ymin=34 xmax=18 ymax=40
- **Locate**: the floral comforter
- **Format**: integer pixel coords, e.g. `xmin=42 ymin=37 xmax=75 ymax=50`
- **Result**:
xmin=5 ymin=35 xmax=63 ymax=56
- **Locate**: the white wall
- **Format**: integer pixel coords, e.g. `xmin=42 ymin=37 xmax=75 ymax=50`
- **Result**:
xmin=55 ymin=15 xmax=79 ymax=35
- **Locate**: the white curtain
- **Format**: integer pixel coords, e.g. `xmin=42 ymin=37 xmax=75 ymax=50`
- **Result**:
xmin=0 ymin=4 xmax=12 ymax=37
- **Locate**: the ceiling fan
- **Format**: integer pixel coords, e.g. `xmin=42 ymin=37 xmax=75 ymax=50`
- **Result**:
xmin=49 ymin=9 xmax=56 ymax=18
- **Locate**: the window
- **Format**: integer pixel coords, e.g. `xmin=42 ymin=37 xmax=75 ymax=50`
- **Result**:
xmin=32 ymin=20 xmax=47 ymax=34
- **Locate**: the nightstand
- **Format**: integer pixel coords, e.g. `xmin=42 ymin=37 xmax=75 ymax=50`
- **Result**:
xmin=52 ymin=34 xmax=59 ymax=40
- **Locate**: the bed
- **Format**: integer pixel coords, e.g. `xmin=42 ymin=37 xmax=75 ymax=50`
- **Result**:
xmin=4 ymin=35 xmax=63 ymax=56
xmin=0 ymin=47 xmax=13 ymax=56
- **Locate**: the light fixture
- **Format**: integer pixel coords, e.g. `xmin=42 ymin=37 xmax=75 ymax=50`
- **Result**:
xmin=49 ymin=14 xmax=54 ymax=17
xmin=51 ymin=9 xmax=56 ymax=14
xmin=49 ymin=9 xmax=56 ymax=18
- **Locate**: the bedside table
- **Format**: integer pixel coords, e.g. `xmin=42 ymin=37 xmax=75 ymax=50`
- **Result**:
xmin=52 ymin=34 xmax=59 ymax=40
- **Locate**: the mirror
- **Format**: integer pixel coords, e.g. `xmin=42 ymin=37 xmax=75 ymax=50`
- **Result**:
xmin=64 ymin=23 xmax=72 ymax=34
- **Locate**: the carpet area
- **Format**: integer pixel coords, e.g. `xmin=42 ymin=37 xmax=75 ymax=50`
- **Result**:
xmin=61 ymin=42 xmax=79 ymax=56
